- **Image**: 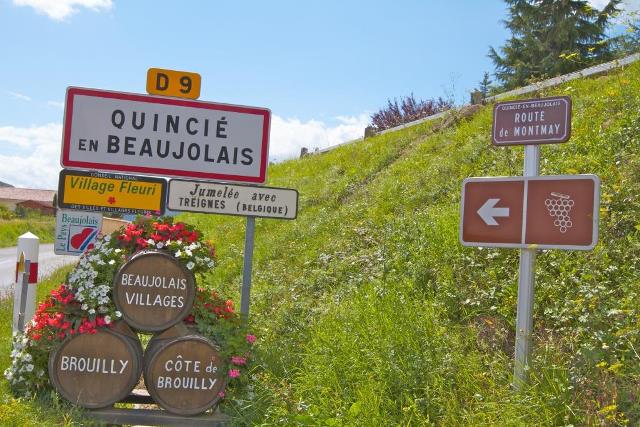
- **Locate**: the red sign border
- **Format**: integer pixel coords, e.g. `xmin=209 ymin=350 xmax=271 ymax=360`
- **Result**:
xmin=459 ymin=174 xmax=600 ymax=250
xmin=61 ymin=87 xmax=271 ymax=184
xmin=492 ymin=96 xmax=572 ymax=146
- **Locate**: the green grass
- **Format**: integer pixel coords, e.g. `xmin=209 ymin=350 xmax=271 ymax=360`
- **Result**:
xmin=0 ymin=216 xmax=55 ymax=248
xmin=1 ymin=63 xmax=639 ymax=425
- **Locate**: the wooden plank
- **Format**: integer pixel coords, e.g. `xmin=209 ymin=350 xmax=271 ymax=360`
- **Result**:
xmin=87 ymin=407 xmax=230 ymax=426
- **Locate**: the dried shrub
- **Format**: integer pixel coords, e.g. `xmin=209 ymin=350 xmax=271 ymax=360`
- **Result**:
xmin=370 ymin=94 xmax=452 ymax=131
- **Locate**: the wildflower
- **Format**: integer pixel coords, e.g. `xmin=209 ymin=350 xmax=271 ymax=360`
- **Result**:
xmin=231 ymin=356 xmax=247 ymax=365
xmin=246 ymin=334 xmax=257 ymax=344
xmin=228 ymin=369 xmax=241 ymax=378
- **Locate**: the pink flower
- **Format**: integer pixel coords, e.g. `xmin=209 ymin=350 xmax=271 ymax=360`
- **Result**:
xmin=231 ymin=356 xmax=247 ymax=366
xmin=228 ymin=369 xmax=241 ymax=378
xmin=217 ymin=391 xmax=225 ymax=398
xmin=246 ymin=334 xmax=256 ymax=344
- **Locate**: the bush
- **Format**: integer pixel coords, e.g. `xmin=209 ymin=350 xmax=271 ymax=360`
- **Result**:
xmin=0 ymin=205 xmax=14 ymax=220
xmin=370 ymin=94 xmax=452 ymax=131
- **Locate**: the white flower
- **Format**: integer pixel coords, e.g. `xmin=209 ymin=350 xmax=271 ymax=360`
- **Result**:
xmin=104 ymin=315 xmax=112 ymax=324
xmin=185 ymin=249 xmax=192 ymax=256
xmin=22 ymin=353 xmax=32 ymax=362
xmin=115 ymin=311 xmax=122 ymax=318
xmin=25 ymin=364 xmax=34 ymax=372
xmin=147 ymin=238 xmax=155 ymax=246
xmin=36 ymin=369 xmax=44 ymax=377
xmin=175 ymin=250 xmax=182 ymax=257
xmin=81 ymin=304 xmax=88 ymax=310
xmin=108 ymin=259 xmax=115 ymax=265
xmin=104 ymin=235 xmax=111 ymax=242
xmin=5 ymin=371 xmax=13 ymax=381
xmin=114 ymin=248 xmax=122 ymax=253
xmin=89 ymin=308 xmax=96 ymax=315
xmin=186 ymin=261 xmax=195 ymax=270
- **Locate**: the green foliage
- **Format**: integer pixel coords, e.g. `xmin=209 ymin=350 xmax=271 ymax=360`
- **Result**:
xmin=189 ymin=62 xmax=640 ymax=424
xmin=0 ymin=215 xmax=55 ymax=248
xmin=490 ymin=0 xmax=622 ymax=89
xmin=2 ymin=62 xmax=640 ymax=425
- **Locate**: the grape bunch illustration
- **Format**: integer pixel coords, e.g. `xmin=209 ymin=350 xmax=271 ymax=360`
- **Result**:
xmin=544 ymin=192 xmax=574 ymax=233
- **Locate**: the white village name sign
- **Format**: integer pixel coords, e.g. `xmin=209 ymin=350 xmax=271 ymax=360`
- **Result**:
xmin=61 ymin=87 xmax=271 ymax=184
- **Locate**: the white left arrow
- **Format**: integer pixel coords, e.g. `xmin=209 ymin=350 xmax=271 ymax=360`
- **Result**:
xmin=477 ymin=198 xmax=510 ymax=226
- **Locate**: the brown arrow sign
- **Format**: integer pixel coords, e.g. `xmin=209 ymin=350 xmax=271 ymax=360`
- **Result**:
xmin=460 ymin=175 xmax=600 ymax=250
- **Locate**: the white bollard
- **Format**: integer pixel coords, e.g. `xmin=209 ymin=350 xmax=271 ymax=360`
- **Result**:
xmin=13 ymin=232 xmax=39 ymax=333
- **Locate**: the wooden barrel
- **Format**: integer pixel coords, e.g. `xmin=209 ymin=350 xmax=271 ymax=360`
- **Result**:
xmin=49 ymin=322 xmax=143 ymax=409
xmin=113 ymin=250 xmax=196 ymax=332
xmin=143 ymin=323 xmax=226 ymax=415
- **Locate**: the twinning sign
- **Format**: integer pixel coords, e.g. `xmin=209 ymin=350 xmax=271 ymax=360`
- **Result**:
xmin=167 ymin=179 xmax=298 ymax=219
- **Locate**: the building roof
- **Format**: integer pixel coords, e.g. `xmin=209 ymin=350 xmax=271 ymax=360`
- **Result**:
xmin=0 ymin=187 xmax=56 ymax=203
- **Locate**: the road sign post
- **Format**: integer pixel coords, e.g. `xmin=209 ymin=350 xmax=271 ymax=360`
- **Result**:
xmin=514 ymin=145 xmax=539 ymax=389
xmin=461 ymin=95 xmax=601 ymax=389
xmin=241 ymin=217 xmax=256 ymax=318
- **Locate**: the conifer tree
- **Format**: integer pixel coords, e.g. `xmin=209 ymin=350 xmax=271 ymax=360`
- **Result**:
xmin=490 ymin=0 xmax=621 ymax=89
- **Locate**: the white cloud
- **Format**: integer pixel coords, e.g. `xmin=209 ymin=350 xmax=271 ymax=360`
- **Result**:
xmin=13 ymin=0 xmax=112 ymax=21
xmin=8 ymin=91 xmax=31 ymax=101
xmin=0 ymin=123 xmax=61 ymax=189
xmin=47 ymin=101 xmax=64 ymax=109
xmin=269 ymin=114 xmax=369 ymax=161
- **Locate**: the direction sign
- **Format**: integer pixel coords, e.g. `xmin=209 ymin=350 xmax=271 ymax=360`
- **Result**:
xmin=61 ymin=87 xmax=271 ymax=183
xmin=167 ymin=179 xmax=298 ymax=219
xmin=492 ymin=96 xmax=571 ymax=146
xmin=54 ymin=209 xmax=103 ymax=255
xmin=460 ymin=175 xmax=599 ymax=249
xmin=57 ymin=169 xmax=167 ymax=215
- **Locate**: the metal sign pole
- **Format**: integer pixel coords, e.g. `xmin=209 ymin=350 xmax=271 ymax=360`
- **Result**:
xmin=240 ymin=216 xmax=256 ymax=318
xmin=513 ymin=145 xmax=540 ymax=389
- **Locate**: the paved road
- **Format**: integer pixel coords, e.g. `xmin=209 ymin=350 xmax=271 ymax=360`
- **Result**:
xmin=0 ymin=244 xmax=78 ymax=294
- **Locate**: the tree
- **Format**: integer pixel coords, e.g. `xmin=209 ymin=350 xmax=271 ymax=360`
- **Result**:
xmin=490 ymin=0 xmax=622 ymax=89
xmin=479 ymin=72 xmax=493 ymax=97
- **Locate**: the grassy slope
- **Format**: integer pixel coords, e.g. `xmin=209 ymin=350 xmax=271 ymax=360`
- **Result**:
xmin=182 ymin=64 xmax=640 ymax=425
xmin=0 ymin=64 xmax=637 ymax=425
xmin=0 ymin=217 xmax=55 ymax=248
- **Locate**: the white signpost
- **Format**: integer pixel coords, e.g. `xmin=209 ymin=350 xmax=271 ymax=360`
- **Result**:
xmin=61 ymin=87 xmax=271 ymax=184
xmin=167 ymin=179 xmax=298 ymax=220
xmin=54 ymin=209 xmax=103 ymax=255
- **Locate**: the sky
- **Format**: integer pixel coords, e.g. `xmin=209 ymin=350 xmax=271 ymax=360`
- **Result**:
xmin=0 ymin=0 xmax=637 ymax=189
